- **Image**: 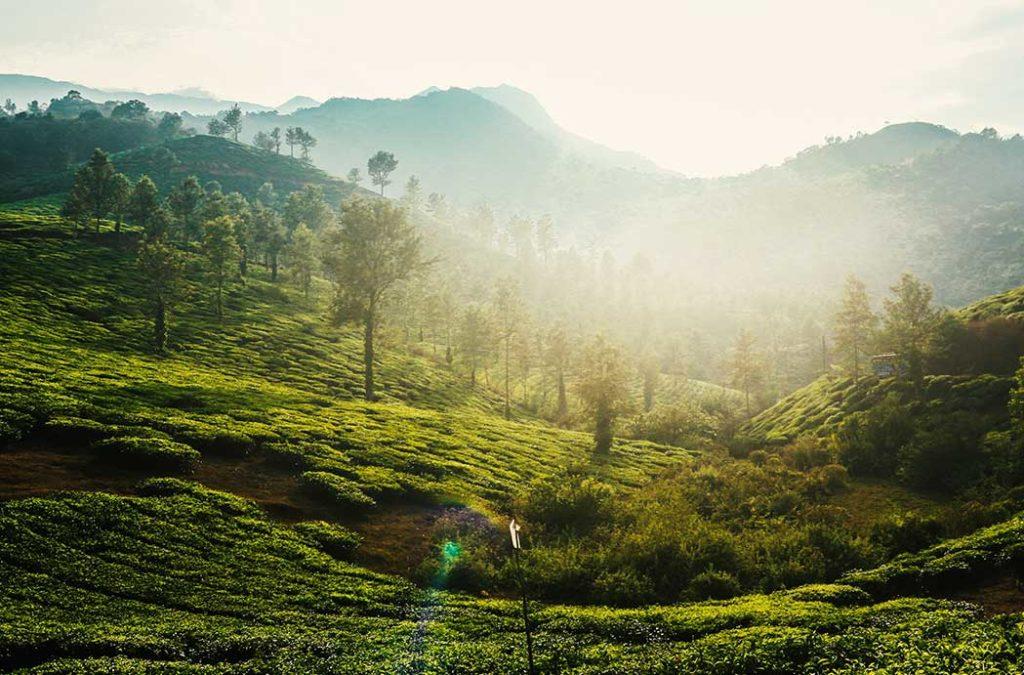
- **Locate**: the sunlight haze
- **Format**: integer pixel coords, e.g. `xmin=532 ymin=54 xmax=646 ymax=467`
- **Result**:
xmin=2 ymin=0 xmax=1020 ymax=174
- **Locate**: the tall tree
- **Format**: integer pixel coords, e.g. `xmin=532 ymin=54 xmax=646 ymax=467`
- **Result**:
xmin=136 ymin=237 xmax=183 ymax=353
xmin=201 ymin=216 xmax=240 ymax=321
xmin=347 ymin=168 xmax=363 ymax=185
xmin=883 ymin=272 xmax=939 ymax=383
xmin=296 ymin=128 xmax=317 ymax=160
xmin=321 ymin=198 xmax=426 ymax=400
xmin=285 ymin=127 xmax=298 ymax=157
xmin=640 ymin=350 xmax=660 ymax=412
xmin=535 ymin=214 xmax=555 ymax=265
xmin=546 ymin=325 xmax=572 ymax=423
xmin=834 ymin=275 xmax=878 ymax=379
xmin=577 ymin=335 xmax=631 ymax=454
xmin=493 ymin=278 xmax=522 ymax=419
xmin=730 ymin=329 xmax=763 ymax=418
xmin=223 ymin=104 xmax=243 ymax=142
xmin=168 ymin=176 xmax=204 ymax=241
xmin=207 ymin=118 xmax=229 ymax=137
xmin=128 ymin=176 xmax=162 ymax=237
xmin=367 ymin=151 xmax=399 ymax=197
xmin=457 ymin=305 xmax=493 ymax=386
xmin=402 ymin=175 xmax=423 ymax=211
xmin=253 ymin=130 xmax=276 ymax=152
xmin=269 ymin=127 xmax=282 ymax=154
xmin=157 ymin=112 xmax=183 ymax=137
xmin=287 ymin=223 xmax=318 ymax=297
xmin=109 ymin=173 xmax=133 ymax=233
xmin=111 ymin=99 xmax=149 ymax=120
xmin=283 ymin=185 xmax=334 ymax=232
xmin=63 ymin=148 xmax=116 ymax=232
xmin=2 ymin=99 xmax=15 ymax=116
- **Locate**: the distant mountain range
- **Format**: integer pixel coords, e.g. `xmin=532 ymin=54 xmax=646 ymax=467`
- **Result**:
xmin=6 ymin=72 xmax=1024 ymax=306
xmin=0 ymin=74 xmax=273 ymax=115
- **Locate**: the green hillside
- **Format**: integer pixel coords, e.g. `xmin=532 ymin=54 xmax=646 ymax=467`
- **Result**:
xmin=2 ymin=482 xmax=1022 ymax=672
xmin=0 ymin=206 xmax=687 ymax=521
xmin=960 ymin=283 xmax=1024 ymax=322
xmin=741 ymin=374 xmax=1012 ymax=446
xmin=1 ymin=135 xmax=363 ymax=205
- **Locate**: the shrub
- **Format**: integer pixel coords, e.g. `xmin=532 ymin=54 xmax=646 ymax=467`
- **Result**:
xmin=592 ymin=568 xmax=655 ymax=607
xmin=834 ymin=393 xmax=913 ymax=477
xmin=781 ymin=436 xmax=831 ymax=471
xmin=42 ymin=416 xmax=113 ymax=444
xmin=870 ymin=512 xmax=945 ymax=556
xmin=135 ymin=477 xmax=261 ymax=516
xmin=299 ymin=471 xmax=376 ymax=508
xmin=515 ymin=466 xmax=615 ymax=538
xmin=91 ymin=436 xmax=200 ymax=473
xmin=293 ymin=520 xmax=361 ymax=559
xmin=688 ymin=569 xmax=741 ymax=600
xmin=419 ymin=509 xmax=502 ymax=592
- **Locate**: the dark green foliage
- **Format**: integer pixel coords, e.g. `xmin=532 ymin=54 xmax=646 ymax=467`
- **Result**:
xmin=293 ymin=520 xmax=362 ymax=558
xmin=2 ymin=489 xmax=1023 ymax=672
xmin=91 ymin=436 xmax=200 ymax=473
xmin=299 ymin=471 xmax=377 ymax=508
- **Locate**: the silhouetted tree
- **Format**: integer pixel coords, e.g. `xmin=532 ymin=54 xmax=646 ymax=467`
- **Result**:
xmin=207 ymin=118 xmax=229 ymax=137
xmin=201 ymin=216 xmax=240 ymax=320
xmin=458 ymin=305 xmax=493 ymax=386
xmin=730 ymin=329 xmax=763 ymax=417
xmin=287 ymin=223 xmax=318 ymax=297
xmin=128 ymin=176 xmax=161 ymax=237
xmin=883 ymin=273 xmax=939 ymax=384
xmin=109 ymin=172 xmax=132 ymax=233
xmin=111 ymin=99 xmax=150 ymax=120
xmin=223 ymin=104 xmax=243 ymax=141
xmin=321 ymin=198 xmax=426 ymax=400
xmin=577 ymin=335 xmax=631 ymax=454
xmin=367 ymin=150 xmax=398 ymax=196
xmin=834 ymin=275 xmax=878 ymax=379
xmin=137 ymin=236 xmax=183 ymax=352
xmin=168 ymin=176 xmax=204 ymax=240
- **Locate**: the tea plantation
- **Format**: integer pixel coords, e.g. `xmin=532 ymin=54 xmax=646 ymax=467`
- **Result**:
xmin=5 ymin=201 xmax=1024 ymax=672
xmin=3 ymin=482 xmax=1024 ymax=673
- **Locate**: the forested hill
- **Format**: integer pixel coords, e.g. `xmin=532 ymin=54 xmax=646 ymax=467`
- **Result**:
xmin=0 ymin=132 xmax=362 ymax=204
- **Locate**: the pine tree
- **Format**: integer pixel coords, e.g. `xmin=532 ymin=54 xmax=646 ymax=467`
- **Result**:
xmin=201 ymin=216 xmax=241 ymax=321
xmin=834 ymin=275 xmax=878 ymax=379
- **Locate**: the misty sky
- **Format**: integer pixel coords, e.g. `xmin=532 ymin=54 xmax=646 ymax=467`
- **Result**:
xmin=2 ymin=0 xmax=1023 ymax=175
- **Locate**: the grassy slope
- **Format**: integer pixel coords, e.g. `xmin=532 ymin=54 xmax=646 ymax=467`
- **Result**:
xmin=1 ymin=135 xmax=365 ymax=205
xmin=960 ymin=283 xmax=1024 ymax=322
xmin=112 ymin=135 xmax=365 ymax=203
xmin=1 ymin=483 xmax=1022 ymax=673
xmin=0 ymin=206 xmax=690 ymax=515
xmin=741 ymin=374 xmax=1012 ymax=445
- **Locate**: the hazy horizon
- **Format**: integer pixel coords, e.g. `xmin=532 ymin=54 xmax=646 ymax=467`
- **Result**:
xmin=4 ymin=0 xmax=1024 ymax=175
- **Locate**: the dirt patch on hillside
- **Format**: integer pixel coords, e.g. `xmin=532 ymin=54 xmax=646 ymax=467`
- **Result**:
xmin=949 ymin=574 xmax=1024 ymax=617
xmin=0 ymin=442 xmax=455 ymax=579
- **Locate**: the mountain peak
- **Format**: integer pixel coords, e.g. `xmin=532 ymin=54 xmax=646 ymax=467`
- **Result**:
xmin=277 ymin=95 xmax=321 ymax=114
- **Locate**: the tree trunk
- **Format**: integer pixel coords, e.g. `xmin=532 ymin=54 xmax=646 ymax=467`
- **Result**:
xmin=216 ymin=278 xmax=223 ymax=321
xmin=271 ymin=254 xmax=278 ymax=281
xmin=556 ymin=369 xmax=568 ymax=422
xmin=363 ymin=307 xmax=376 ymax=401
xmin=594 ymin=402 xmax=612 ymax=454
xmin=239 ymin=251 xmax=247 ymax=278
xmin=504 ymin=337 xmax=511 ymax=420
xmin=154 ymin=296 xmax=167 ymax=352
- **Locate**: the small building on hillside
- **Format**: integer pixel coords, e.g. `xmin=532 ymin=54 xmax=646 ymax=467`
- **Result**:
xmin=871 ymin=353 xmax=899 ymax=377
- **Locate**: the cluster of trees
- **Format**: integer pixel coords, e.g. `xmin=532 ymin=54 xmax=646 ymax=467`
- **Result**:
xmin=0 ymin=95 xmax=189 ymax=180
xmin=202 ymin=104 xmax=319 ymax=162
xmin=831 ymin=272 xmax=1024 ymax=381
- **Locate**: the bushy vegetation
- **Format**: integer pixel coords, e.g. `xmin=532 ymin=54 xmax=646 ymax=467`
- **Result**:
xmin=1 ymin=486 xmax=1023 ymax=672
